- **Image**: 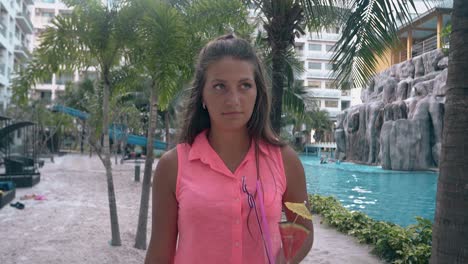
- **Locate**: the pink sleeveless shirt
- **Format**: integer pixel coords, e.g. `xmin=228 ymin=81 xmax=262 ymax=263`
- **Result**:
xmin=175 ymin=130 xmax=286 ymax=264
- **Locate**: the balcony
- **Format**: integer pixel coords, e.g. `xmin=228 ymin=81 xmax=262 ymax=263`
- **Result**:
xmin=308 ymin=32 xmax=340 ymax=42
xmin=16 ymin=11 xmax=34 ymax=34
xmin=305 ymin=88 xmax=341 ymax=99
xmin=14 ymin=44 xmax=31 ymax=60
xmin=0 ymin=64 xmax=7 ymax=86
xmin=412 ymin=35 xmax=439 ymax=57
xmin=306 ymin=70 xmax=336 ymax=79
xmin=306 ymin=51 xmax=331 ymax=60
xmin=0 ymin=22 xmax=6 ymax=38
xmin=341 ymin=90 xmax=351 ymax=96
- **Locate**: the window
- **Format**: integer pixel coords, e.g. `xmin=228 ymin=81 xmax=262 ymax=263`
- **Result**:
xmin=325 ymin=81 xmax=335 ymax=89
xmin=308 ymin=43 xmax=321 ymax=51
xmin=325 ymin=63 xmax=333 ymax=71
xmin=326 ymin=45 xmax=334 ymax=52
xmin=308 ymin=62 xmax=321 ymax=70
xmin=341 ymin=101 xmax=350 ymax=110
xmin=307 ymin=80 xmax=321 ymax=88
xmin=325 ymin=100 xmax=338 ymax=108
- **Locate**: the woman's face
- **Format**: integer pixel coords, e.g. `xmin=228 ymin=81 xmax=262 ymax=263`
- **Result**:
xmin=202 ymin=56 xmax=257 ymax=132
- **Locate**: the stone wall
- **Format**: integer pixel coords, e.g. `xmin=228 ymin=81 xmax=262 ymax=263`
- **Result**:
xmin=335 ymin=49 xmax=447 ymax=170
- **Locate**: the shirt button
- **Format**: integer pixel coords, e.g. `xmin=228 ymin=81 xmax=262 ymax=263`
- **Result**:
xmin=235 ymin=197 xmax=240 ymax=201
xmin=235 ymin=219 xmax=240 ymax=224
xmin=235 ymin=242 xmax=239 ymax=247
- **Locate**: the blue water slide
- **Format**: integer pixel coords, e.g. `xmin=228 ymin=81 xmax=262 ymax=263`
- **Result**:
xmin=51 ymin=105 xmax=167 ymax=150
xmin=50 ymin=105 xmax=89 ymax=120
xmin=109 ymin=126 xmax=167 ymax=150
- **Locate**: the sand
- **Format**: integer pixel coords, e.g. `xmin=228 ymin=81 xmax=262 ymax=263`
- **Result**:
xmin=0 ymin=154 xmax=382 ymax=264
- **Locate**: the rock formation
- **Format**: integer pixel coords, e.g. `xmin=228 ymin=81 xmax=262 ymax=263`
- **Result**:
xmin=335 ymin=49 xmax=447 ymax=170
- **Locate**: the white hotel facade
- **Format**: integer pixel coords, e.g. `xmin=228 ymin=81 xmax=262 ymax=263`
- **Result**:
xmin=0 ymin=0 xmax=34 ymax=113
xmin=29 ymin=0 xmax=78 ymax=102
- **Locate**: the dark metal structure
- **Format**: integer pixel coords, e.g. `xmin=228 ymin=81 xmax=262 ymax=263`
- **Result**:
xmin=0 ymin=115 xmax=41 ymax=188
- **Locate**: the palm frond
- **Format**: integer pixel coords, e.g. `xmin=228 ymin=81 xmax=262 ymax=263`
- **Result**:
xmin=331 ymin=0 xmax=417 ymax=88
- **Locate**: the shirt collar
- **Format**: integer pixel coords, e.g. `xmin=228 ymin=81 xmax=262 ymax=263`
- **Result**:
xmin=188 ymin=129 xmax=270 ymax=167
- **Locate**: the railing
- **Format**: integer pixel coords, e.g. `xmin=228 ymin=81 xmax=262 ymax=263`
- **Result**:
xmin=308 ymin=32 xmax=340 ymax=41
xmin=341 ymin=90 xmax=351 ymax=96
xmin=0 ymin=22 xmax=6 ymax=37
xmin=307 ymin=70 xmax=336 ymax=79
xmin=0 ymin=63 xmax=5 ymax=76
xmin=14 ymin=44 xmax=31 ymax=58
xmin=295 ymin=50 xmax=304 ymax=57
xmin=306 ymin=52 xmax=331 ymax=60
xmin=412 ymin=35 xmax=437 ymax=57
xmin=307 ymin=142 xmax=337 ymax=149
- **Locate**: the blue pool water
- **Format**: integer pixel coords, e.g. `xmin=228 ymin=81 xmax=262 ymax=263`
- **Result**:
xmin=300 ymin=156 xmax=438 ymax=227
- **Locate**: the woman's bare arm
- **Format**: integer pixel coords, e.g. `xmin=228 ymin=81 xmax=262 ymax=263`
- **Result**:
xmin=281 ymin=145 xmax=314 ymax=264
xmin=145 ymin=149 xmax=179 ymax=264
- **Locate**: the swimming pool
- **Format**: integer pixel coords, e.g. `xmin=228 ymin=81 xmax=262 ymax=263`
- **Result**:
xmin=300 ymin=156 xmax=438 ymax=227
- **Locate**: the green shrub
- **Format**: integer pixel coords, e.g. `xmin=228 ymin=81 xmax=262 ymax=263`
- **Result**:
xmin=309 ymin=194 xmax=432 ymax=264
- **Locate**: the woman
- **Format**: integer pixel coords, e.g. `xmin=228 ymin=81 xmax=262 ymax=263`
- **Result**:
xmin=145 ymin=34 xmax=313 ymax=264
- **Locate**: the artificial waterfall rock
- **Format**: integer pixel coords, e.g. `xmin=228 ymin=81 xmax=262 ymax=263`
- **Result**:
xmin=335 ymin=49 xmax=447 ymax=170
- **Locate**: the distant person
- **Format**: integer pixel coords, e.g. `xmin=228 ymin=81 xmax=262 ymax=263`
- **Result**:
xmin=320 ymin=154 xmax=328 ymax=164
xmin=145 ymin=34 xmax=313 ymax=264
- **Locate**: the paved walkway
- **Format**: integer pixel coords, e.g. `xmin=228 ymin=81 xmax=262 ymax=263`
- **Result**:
xmin=0 ymin=154 xmax=382 ymax=263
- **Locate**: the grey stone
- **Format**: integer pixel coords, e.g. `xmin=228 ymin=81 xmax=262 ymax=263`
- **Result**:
xmin=422 ymin=49 xmax=445 ymax=74
xmin=338 ymin=52 xmax=448 ymax=170
xmin=411 ymin=79 xmax=435 ymax=97
xmin=396 ymin=80 xmax=410 ymax=101
xmin=433 ymin=68 xmax=448 ymax=97
xmin=399 ymin=60 xmax=415 ymax=79
xmin=334 ymin=129 xmax=346 ymax=160
xmin=414 ymin=56 xmax=425 ymax=77
xmin=344 ymin=105 xmax=369 ymax=162
xmin=336 ymin=111 xmax=346 ymax=129
xmin=437 ymin=57 xmax=448 ymax=70
xmin=382 ymin=78 xmax=398 ymax=104
xmin=429 ymin=100 xmax=444 ymax=166
xmin=384 ymin=101 xmax=408 ymax=122
xmin=366 ymin=101 xmax=385 ymax=164
xmin=380 ymin=119 xmax=434 ymax=170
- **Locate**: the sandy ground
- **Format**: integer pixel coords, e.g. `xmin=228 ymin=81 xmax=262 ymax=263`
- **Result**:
xmin=0 ymin=154 xmax=382 ymax=264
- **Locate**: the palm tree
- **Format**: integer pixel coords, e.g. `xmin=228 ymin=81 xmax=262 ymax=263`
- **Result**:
xmin=246 ymin=0 xmax=346 ymax=133
xmin=129 ymin=0 xmax=190 ymax=250
xmin=429 ymin=1 xmax=468 ymax=262
xmin=329 ymin=0 xmax=467 ymax=262
xmin=130 ymin=0 xmax=252 ymax=249
xmin=11 ymin=0 xmax=137 ymax=246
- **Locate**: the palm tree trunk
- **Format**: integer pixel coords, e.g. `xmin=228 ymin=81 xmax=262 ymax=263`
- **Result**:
xmin=165 ymin=111 xmax=170 ymax=150
xmin=271 ymin=49 xmax=286 ymax=134
xmin=430 ymin=1 xmax=468 ymax=262
xmin=135 ymin=82 xmax=158 ymax=250
xmin=102 ymin=73 xmax=122 ymax=246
